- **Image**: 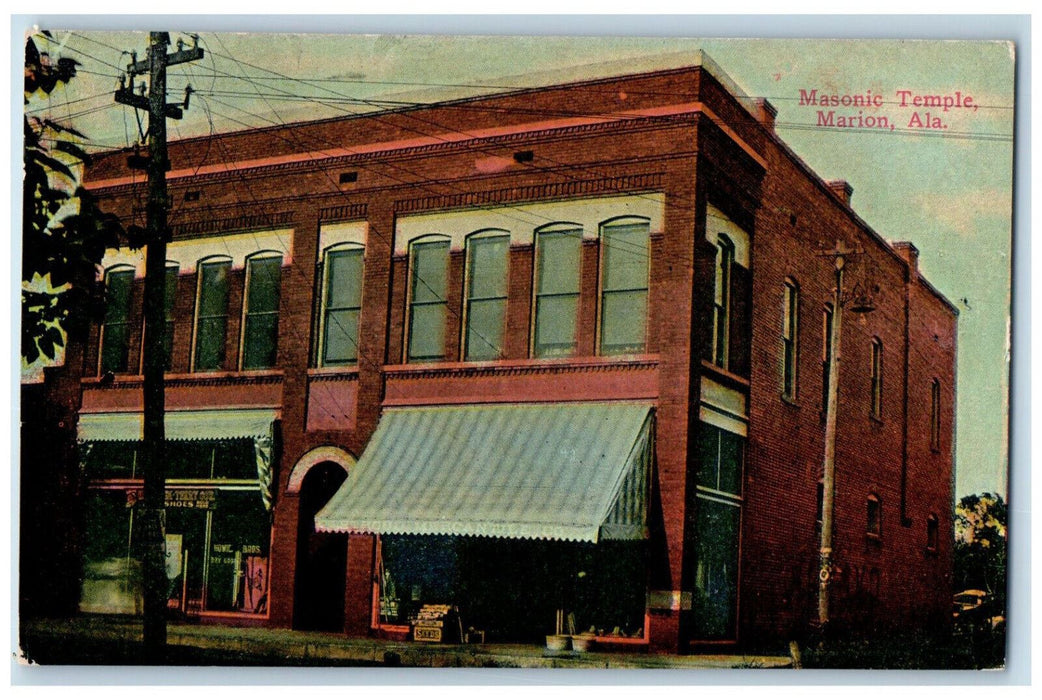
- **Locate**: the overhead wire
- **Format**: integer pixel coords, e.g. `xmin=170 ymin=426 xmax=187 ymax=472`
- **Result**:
xmin=54 ymin=34 xmax=991 ymax=400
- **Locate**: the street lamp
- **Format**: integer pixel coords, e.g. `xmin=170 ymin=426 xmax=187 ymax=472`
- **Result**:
xmin=818 ymin=242 xmax=874 ymax=631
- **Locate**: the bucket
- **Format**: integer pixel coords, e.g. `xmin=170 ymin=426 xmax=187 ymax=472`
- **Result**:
xmin=545 ymin=634 xmax=571 ymax=652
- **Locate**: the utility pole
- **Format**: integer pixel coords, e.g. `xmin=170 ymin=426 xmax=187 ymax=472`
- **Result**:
xmin=115 ymin=31 xmax=202 ymax=662
xmin=817 ymin=241 xmax=874 ymax=633
xmin=817 ymin=245 xmax=846 ymax=631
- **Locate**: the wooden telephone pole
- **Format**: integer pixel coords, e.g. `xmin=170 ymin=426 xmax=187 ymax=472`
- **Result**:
xmin=115 ymin=31 xmax=202 ymax=661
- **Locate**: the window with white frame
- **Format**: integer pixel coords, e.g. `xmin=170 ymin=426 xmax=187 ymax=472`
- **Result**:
xmin=319 ymin=245 xmax=365 ymax=366
xmin=193 ymin=257 xmax=231 ymax=372
xmin=407 ymin=237 xmax=450 ymax=363
xmin=100 ymin=266 xmax=135 ymax=374
xmin=599 ymin=218 xmax=650 ymax=355
xmin=712 ymin=235 xmax=735 ymax=367
xmin=532 ymin=224 xmax=581 ymax=358
xmin=463 ymin=231 xmax=509 ymax=361
xmin=241 ymin=253 xmax=283 ymax=370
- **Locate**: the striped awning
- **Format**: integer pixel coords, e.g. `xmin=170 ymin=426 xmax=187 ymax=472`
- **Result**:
xmin=314 ymin=402 xmax=653 ymax=543
xmin=77 ymin=409 xmax=276 ymax=442
xmin=77 ymin=409 xmax=278 ymax=512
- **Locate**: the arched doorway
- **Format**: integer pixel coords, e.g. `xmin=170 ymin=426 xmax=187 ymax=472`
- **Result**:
xmin=291 ymin=452 xmax=351 ymax=631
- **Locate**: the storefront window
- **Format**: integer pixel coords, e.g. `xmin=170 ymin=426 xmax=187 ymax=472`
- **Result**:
xmin=79 ymin=440 xmax=271 ymax=617
xmin=378 ymin=536 xmax=645 ymax=643
xmin=691 ymin=422 xmax=744 ymax=640
xmin=79 ymin=489 xmax=141 ymax=615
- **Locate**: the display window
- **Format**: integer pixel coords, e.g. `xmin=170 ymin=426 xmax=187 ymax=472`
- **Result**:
xmin=690 ymin=422 xmax=745 ymax=640
xmin=79 ymin=439 xmax=272 ymax=618
xmin=377 ymin=535 xmax=646 ymax=644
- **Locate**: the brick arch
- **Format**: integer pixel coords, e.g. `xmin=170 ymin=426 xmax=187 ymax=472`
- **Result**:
xmin=286 ymin=445 xmax=356 ymax=494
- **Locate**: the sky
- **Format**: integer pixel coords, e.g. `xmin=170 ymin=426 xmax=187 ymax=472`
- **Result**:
xmin=18 ymin=26 xmax=1015 ymax=500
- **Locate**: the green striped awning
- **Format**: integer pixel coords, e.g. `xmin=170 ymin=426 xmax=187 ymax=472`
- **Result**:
xmin=77 ymin=408 xmax=276 ymax=442
xmin=314 ymin=402 xmax=653 ymax=543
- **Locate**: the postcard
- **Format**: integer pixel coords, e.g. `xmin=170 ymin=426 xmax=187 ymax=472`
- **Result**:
xmin=18 ymin=28 xmax=1015 ymax=672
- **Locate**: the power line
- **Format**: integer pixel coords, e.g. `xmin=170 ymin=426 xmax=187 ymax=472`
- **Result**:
xmin=84 ymin=34 xmax=979 ymax=379
xmin=196 ymin=61 xmax=508 ymax=364
xmin=155 ymin=69 xmax=1016 ymax=111
xmin=178 ymin=87 xmax=1016 ymax=144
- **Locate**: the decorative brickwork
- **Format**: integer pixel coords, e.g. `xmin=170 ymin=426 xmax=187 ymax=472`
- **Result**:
xmin=61 ymin=60 xmax=956 ymax=651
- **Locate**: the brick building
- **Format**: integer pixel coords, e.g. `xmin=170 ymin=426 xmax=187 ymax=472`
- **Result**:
xmin=43 ymin=52 xmax=956 ymax=652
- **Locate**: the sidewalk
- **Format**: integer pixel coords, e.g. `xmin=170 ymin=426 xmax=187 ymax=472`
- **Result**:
xmin=19 ymin=616 xmax=793 ymax=669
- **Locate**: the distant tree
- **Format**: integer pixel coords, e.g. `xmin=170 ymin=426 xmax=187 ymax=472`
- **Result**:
xmin=23 ymin=31 xmax=124 ymax=365
xmin=954 ymin=492 xmax=1007 ymax=611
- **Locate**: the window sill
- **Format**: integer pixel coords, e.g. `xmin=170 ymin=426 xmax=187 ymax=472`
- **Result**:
xmin=869 ymin=414 xmax=884 ymax=426
xmin=925 ymin=547 xmax=939 ymax=558
xmin=84 ymin=369 xmax=285 ymax=385
xmin=700 ymin=360 xmax=750 ymax=389
xmin=308 ymin=365 xmax=360 ymax=378
xmin=780 ymin=394 xmax=800 ymax=409
xmin=865 ymin=532 xmax=883 ymax=546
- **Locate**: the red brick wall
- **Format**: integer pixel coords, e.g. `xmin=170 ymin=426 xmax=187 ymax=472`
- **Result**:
xmin=74 ymin=62 xmax=956 ymax=651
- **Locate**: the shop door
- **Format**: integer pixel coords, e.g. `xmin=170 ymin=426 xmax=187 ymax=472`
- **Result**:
xmin=293 ymin=462 xmax=348 ymax=631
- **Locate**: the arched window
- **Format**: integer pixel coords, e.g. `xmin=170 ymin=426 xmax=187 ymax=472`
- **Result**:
xmin=599 ymin=217 xmax=650 ymax=355
xmin=318 ymin=243 xmax=365 ymax=366
xmin=713 ymin=234 xmax=735 ymax=366
xmin=406 ymin=235 xmax=450 ymax=363
xmin=162 ymin=262 xmax=179 ymax=371
xmin=241 ymin=252 xmax=283 ymax=370
xmin=192 ymin=256 xmax=232 ymax=372
xmin=926 ymin=513 xmax=939 ymax=551
xmin=99 ymin=265 xmax=135 ymax=374
xmin=463 ymin=230 xmax=510 ymax=361
xmin=532 ymin=223 xmax=581 ymax=358
xmin=870 ymin=337 xmax=884 ymax=419
xmin=867 ymin=493 xmax=882 ymax=538
xmin=782 ymin=278 xmax=800 ymax=399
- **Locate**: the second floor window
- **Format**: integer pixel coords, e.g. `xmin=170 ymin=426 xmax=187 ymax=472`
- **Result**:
xmin=241 ymin=254 xmax=283 ymax=370
xmin=193 ymin=258 xmax=231 ymax=372
xmin=870 ymin=338 xmax=884 ymax=419
xmin=533 ymin=226 xmax=581 ymax=358
xmin=100 ymin=267 xmax=134 ymax=374
xmin=162 ymin=264 xmax=178 ymax=371
xmin=782 ymin=279 xmax=799 ymax=399
xmin=930 ymin=378 xmax=942 ymax=449
xmin=463 ymin=232 xmax=509 ymax=361
xmin=712 ymin=235 xmax=735 ymax=367
xmin=599 ymin=218 xmax=650 ymax=355
xmin=320 ymin=246 xmax=364 ymax=366
xmin=407 ymin=238 xmax=450 ymax=363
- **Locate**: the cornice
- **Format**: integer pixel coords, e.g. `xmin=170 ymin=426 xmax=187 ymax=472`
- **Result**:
xmin=394 ymin=172 xmax=665 ymax=214
xmin=86 ymin=112 xmax=695 ymax=194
